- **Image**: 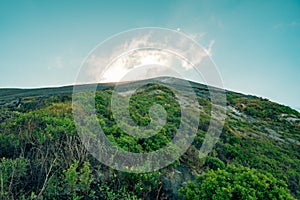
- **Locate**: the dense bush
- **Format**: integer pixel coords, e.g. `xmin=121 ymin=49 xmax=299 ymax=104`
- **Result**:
xmin=179 ymin=164 xmax=295 ymax=200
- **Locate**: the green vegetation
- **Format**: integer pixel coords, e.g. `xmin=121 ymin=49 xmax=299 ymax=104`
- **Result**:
xmin=0 ymin=79 xmax=299 ymax=199
xmin=179 ymin=164 xmax=294 ymax=200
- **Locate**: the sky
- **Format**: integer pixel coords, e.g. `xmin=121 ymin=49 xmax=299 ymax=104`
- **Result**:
xmin=0 ymin=0 xmax=299 ymax=110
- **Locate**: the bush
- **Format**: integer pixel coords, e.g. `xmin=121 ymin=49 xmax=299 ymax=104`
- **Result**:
xmin=0 ymin=157 xmax=29 ymax=198
xmin=179 ymin=164 xmax=295 ymax=200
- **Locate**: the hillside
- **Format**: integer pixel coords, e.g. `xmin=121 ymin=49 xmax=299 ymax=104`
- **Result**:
xmin=0 ymin=77 xmax=299 ymax=199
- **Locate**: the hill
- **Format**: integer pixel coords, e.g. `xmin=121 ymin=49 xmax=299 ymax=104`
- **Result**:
xmin=0 ymin=77 xmax=299 ymax=199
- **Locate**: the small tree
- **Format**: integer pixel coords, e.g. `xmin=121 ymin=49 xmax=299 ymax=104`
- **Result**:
xmin=63 ymin=160 xmax=94 ymax=198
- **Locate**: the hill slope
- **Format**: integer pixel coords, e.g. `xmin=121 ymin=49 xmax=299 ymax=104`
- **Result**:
xmin=0 ymin=77 xmax=299 ymax=199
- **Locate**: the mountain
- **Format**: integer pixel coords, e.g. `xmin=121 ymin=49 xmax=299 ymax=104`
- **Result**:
xmin=0 ymin=77 xmax=299 ymax=199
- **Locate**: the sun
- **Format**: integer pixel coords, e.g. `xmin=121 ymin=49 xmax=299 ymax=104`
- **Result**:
xmin=101 ymin=49 xmax=171 ymax=83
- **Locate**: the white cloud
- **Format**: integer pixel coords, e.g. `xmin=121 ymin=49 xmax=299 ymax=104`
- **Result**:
xmin=207 ymin=39 xmax=215 ymax=56
xmin=185 ymin=32 xmax=206 ymax=41
xmin=79 ymin=30 xmax=215 ymax=83
xmin=101 ymin=49 xmax=174 ymax=82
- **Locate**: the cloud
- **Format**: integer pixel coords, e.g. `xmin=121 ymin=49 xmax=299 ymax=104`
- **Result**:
xmin=207 ymin=39 xmax=215 ymax=56
xmin=185 ymin=32 xmax=206 ymax=41
xmin=181 ymin=38 xmax=215 ymax=70
xmin=48 ymin=56 xmax=64 ymax=70
xmin=79 ymin=30 xmax=215 ymax=83
xmin=288 ymin=21 xmax=300 ymax=27
xmin=273 ymin=23 xmax=283 ymax=29
xmin=273 ymin=21 xmax=300 ymax=29
xmin=101 ymin=49 xmax=174 ymax=82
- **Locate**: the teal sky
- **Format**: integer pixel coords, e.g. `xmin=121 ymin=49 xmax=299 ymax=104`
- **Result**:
xmin=0 ymin=0 xmax=299 ymax=110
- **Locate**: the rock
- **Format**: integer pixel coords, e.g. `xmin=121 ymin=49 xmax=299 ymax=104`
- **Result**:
xmin=162 ymin=165 xmax=197 ymax=199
